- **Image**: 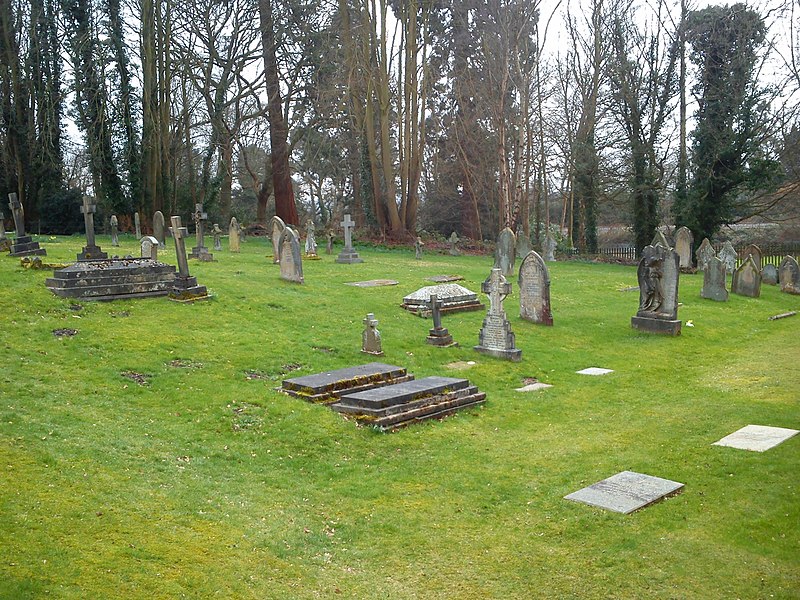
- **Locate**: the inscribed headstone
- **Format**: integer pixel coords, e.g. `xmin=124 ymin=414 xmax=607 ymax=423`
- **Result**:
xmin=270 ymin=215 xmax=286 ymax=263
xmin=695 ymin=238 xmax=715 ymax=272
xmin=494 ymin=227 xmax=517 ymax=277
xmin=335 ymin=214 xmax=363 ymax=263
xmin=153 ymin=211 xmax=166 ymax=246
xmin=651 ymin=230 xmax=671 ymax=249
xmin=731 ymin=255 xmax=761 ymax=298
xmin=631 ymin=244 xmax=681 ymax=335
xmin=305 ymin=219 xmax=318 ymax=256
xmin=140 ymin=235 xmax=159 ymax=260
xmin=448 ymin=232 xmax=460 ymax=256
xmin=518 ymin=250 xmax=553 ymax=325
xmin=474 ymin=268 xmax=521 ymax=361
xmin=361 ymin=313 xmax=383 ymax=355
xmin=674 ymin=226 xmax=694 ymax=269
xmin=740 ymin=244 xmax=762 ymax=269
xmin=761 ymin=264 xmax=778 ymax=285
xmin=516 ymin=229 xmax=531 ymax=259
xmin=326 ymin=231 xmax=334 ymax=254
xmin=700 ymin=256 xmax=728 ymax=301
xmin=719 ymin=241 xmax=737 ymax=274
xmin=77 ymin=195 xmax=108 ymax=261
xmin=779 ymin=255 xmax=800 ymax=294
xmin=279 ymin=227 xmax=304 ymax=283
xmin=229 ymin=217 xmax=240 ymax=252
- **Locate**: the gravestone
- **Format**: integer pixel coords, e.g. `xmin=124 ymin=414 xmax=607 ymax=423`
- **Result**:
xmin=415 ymin=236 xmax=424 ymax=260
xmin=564 ymin=471 xmax=684 ymax=514
xmin=168 ymin=215 xmax=209 ymax=302
xmin=7 ymin=193 xmax=46 ymax=257
xmin=576 ymin=367 xmax=613 ymax=375
xmin=330 ymin=376 xmax=486 ymax=431
xmin=518 ymin=250 xmax=553 ymax=325
xmin=695 ymin=238 xmax=715 ymax=272
xmin=279 ymin=227 xmax=304 ymax=283
xmin=336 ymin=214 xmax=363 ymax=263
xmin=700 ymin=256 xmax=728 ymax=302
xmin=713 ymin=424 xmax=799 ymax=452
xmin=140 ymin=236 xmax=159 ymax=260
xmin=344 ymin=279 xmax=398 ymax=287
xmin=761 ymin=264 xmax=778 ymax=285
xmin=651 ymin=230 xmax=671 ymax=249
xmin=361 ymin=313 xmax=383 ymax=355
xmin=281 ymin=363 xmax=412 ymax=403
xmin=189 ymin=203 xmax=213 ymax=261
xmin=0 ymin=211 xmax=9 ymax=251
xmin=110 ymin=215 xmax=119 ymax=246
xmin=211 ymin=223 xmax=223 ymax=251
xmin=45 ymin=258 xmax=176 ymax=300
xmin=426 ymin=294 xmax=457 ymax=347
xmin=516 ymin=229 xmax=531 ymax=259
xmin=731 ymin=255 xmax=761 ymax=298
xmin=402 ymin=283 xmax=483 ymax=315
xmin=474 ymin=268 xmax=522 ymax=361
xmin=77 ymin=195 xmax=108 ymax=261
xmin=674 ymin=226 xmax=693 ymax=269
xmin=426 ymin=275 xmax=464 ymax=283
xmin=326 ymin=231 xmax=334 ymax=254
xmin=229 ymin=217 xmax=241 ymax=252
xmin=779 ymin=255 xmax=800 ymax=294
xmin=543 ymin=234 xmax=557 ymax=262
xmin=719 ymin=241 xmax=737 ymax=274
xmin=494 ymin=227 xmax=517 ymax=277
xmin=740 ymin=244 xmax=762 ymax=269
xmin=153 ymin=211 xmax=166 ymax=246
xmin=448 ymin=232 xmax=460 ymax=256
xmin=631 ymin=244 xmax=681 ymax=335
xmin=270 ymin=215 xmax=286 ymax=263
xmin=134 ymin=211 xmax=141 ymax=239
xmin=304 ymin=219 xmax=318 ymax=256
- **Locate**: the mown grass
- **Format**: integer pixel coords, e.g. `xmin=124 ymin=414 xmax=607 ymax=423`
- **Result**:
xmin=1 ymin=232 xmax=798 ymax=599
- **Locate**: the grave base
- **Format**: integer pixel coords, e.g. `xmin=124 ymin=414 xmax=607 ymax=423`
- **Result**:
xmin=169 ymin=275 xmax=209 ymax=302
xmin=427 ymin=328 xmax=457 ymax=347
xmin=46 ymin=259 xmax=176 ymax=300
xmin=189 ymin=247 xmax=214 ymax=262
xmin=335 ymin=249 xmax=363 ymax=264
xmin=281 ymin=363 xmax=413 ymax=404
xmin=474 ymin=345 xmax=522 ymax=361
xmin=9 ymin=236 xmax=46 ymax=257
xmin=77 ymin=245 xmax=108 ymax=261
xmin=631 ymin=315 xmax=681 ymax=336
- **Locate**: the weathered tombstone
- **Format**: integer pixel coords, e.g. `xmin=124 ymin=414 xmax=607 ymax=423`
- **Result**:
xmin=326 ymin=231 xmax=334 ymax=254
xmin=168 ymin=215 xmax=208 ymax=301
xmin=229 ymin=217 xmax=241 ymax=252
xmin=77 ymin=195 xmax=108 ymax=261
xmin=110 ymin=215 xmax=119 ymax=246
xmin=361 ymin=313 xmax=383 ymax=355
xmin=713 ymin=424 xmax=799 ymax=452
xmin=279 ymin=227 xmax=304 ymax=283
xmin=8 ymin=193 xmax=46 ymax=257
xmin=651 ymin=230 xmax=671 ymax=249
xmin=518 ymin=250 xmax=553 ymax=325
xmin=674 ymin=226 xmax=694 ymax=269
xmin=778 ymin=255 xmax=800 ymax=295
xmin=189 ymin=203 xmax=213 ymax=261
xmin=564 ymin=471 xmax=684 ymax=514
xmin=516 ymin=228 xmax=531 ymax=259
xmin=543 ymin=233 xmax=557 ymax=262
xmin=695 ymin=238 xmax=715 ymax=272
xmin=415 ymin=236 xmax=424 ymax=260
xmin=494 ymin=227 xmax=517 ymax=277
xmin=0 ymin=211 xmax=8 ymax=252
xmin=270 ymin=216 xmax=286 ymax=263
xmin=153 ymin=211 xmax=166 ymax=246
xmin=761 ymin=264 xmax=778 ymax=285
xmin=631 ymin=244 xmax=681 ymax=335
xmin=209 ymin=223 xmax=221 ymax=251
xmin=426 ymin=294 xmax=456 ymax=347
xmin=448 ymin=232 xmax=460 ymax=256
xmin=700 ymin=256 xmax=728 ymax=302
xmin=134 ymin=211 xmax=142 ymax=239
xmin=474 ymin=268 xmax=522 ymax=360
xmin=741 ymin=244 xmax=762 ymax=269
xmin=305 ymin=219 xmax=318 ymax=256
xmin=719 ymin=241 xmax=737 ymax=274
xmin=731 ymin=255 xmax=761 ymax=298
xmin=401 ymin=283 xmax=483 ymax=315
xmin=140 ymin=235 xmax=159 ymax=260
xmin=335 ymin=214 xmax=363 ymax=263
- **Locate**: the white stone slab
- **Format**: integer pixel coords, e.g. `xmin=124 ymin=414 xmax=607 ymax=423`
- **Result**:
xmin=576 ymin=367 xmax=614 ymax=376
xmin=565 ymin=471 xmax=684 ymax=514
xmin=713 ymin=425 xmax=799 ymax=452
xmin=515 ymin=382 xmax=553 ymax=392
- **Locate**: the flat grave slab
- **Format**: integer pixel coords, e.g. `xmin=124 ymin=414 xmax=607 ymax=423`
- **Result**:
xmin=576 ymin=367 xmax=614 ymax=376
xmin=515 ymin=382 xmax=553 ymax=392
xmin=426 ymin=275 xmax=465 ymax=283
xmin=564 ymin=471 xmax=684 ymax=514
xmin=445 ymin=361 xmax=476 ymax=370
xmin=281 ymin=362 xmax=412 ymax=403
xmin=712 ymin=425 xmax=799 ymax=452
xmin=344 ymin=279 xmax=399 ymax=287
xmin=401 ymin=283 xmax=483 ymax=315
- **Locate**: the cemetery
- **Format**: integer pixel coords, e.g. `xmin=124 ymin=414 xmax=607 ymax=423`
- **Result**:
xmin=1 ymin=227 xmax=798 ymax=598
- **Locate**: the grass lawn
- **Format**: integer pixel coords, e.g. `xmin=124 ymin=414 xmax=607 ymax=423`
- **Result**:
xmin=1 ymin=233 xmax=798 ymax=599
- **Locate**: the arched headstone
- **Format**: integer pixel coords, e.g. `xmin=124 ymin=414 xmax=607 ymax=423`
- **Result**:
xmin=494 ymin=227 xmax=517 ymax=277
xmin=153 ymin=211 xmax=166 ymax=246
xmin=700 ymin=256 xmax=728 ymax=302
xmin=270 ymin=215 xmax=286 ymax=263
xmin=518 ymin=250 xmax=553 ymax=325
xmin=279 ymin=227 xmax=304 ymax=283
xmin=731 ymin=255 xmax=761 ymax=298
xmin=779 ymin=255 xmax=800 ymax=295
xmin=674 ymin=226 xmax=694 ymax=269
xmin=695 ymin=238 xmax=715 ymax=272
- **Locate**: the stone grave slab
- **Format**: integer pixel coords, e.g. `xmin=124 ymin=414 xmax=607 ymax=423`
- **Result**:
xmin=426 ymin=275 xmax=464 ymax=283
xmin=564 ymin=471 xmax=684 ymax=514
xmin=515 ymin=382 xmax=552 ymax=392
xmin=446 ymin=361 xmax=476 ymax=370
xmin=576 ymin=367 xmax=614 ymax=375
xmin=401 ymin=283 xmax=483 ymax=315
xmin=45 ymin=259 xmax=177 ymax=300
xmin=330 ymin=376 xmax=486 ymax=431
xmin=345 ymin=279 xmax=399 ymax=287
xmin=281 ymin=362 xmax=413 ymax=404
xmin=712 ymin=425 xmax=799 ymax=452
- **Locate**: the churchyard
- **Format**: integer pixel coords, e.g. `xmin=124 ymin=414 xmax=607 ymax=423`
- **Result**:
xmin=1 ymin=231 xmax=798 ymax=599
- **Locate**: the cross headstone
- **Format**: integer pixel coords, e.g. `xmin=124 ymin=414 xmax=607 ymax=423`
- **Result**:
xmin=631 ymin=244 xmax=681 ymax=335
xmin=700 ymin=256 xmax=728 ymax=301
xmin=361 ymin=313 xmax=383 ymax=355
xmin=77 ymin=195 xmax=108 ymax=261
xmin=415 ymin=236 xmax=424 ymax=260
xmin=168 ymin=215 xmax=208 ymax=302
xmin=778 ymin=255 xmax=800 ymax=295
xmin=134 ymin=211 xmax=142 ymax=239
xmin=170 ymin=216 xmax=191 ymax=277
xmin=270 ymin=215 xmax=286 ymax=263
xmin=448 ymin=231 xmax=460 ymax=256
xmin=110 ymin=215 xmax=119 ymax=246
xmin=674 ymin=226 xmax=693 ymax=269
xmin=695 ymin=238 xmax=715 ymax=272
xmin=426 ymin=294 xmax=456 ymax=346
xmin=474 ymin=268 xmax=521 ymax=360
xmin=153 ymin=211 xmax=166 ymax=246
xmin=189 ymin=203 xmax=213 ymax=260
xmin=719 ymin=241 xmax=737 ymax=273
xmin=336 ymin=213 xmax=363 ymax=263
xmin=731 ymin=255 xmax=761 ymax=297
xmin=229 ymin=217 xmax=241 ymax=252
xmin=7 ymin=193 xmax=46 ymax=257
xmin=8 ymin=192 xmax=25 ymax=237
xmin=518 ymin=250 xmax=553 ymax=325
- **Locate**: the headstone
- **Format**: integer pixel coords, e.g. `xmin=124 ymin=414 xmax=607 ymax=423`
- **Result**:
xmin=474 ymin=268 xmax=522 ymax=361
xmin=8 ymin=193 xmax=46 ymax=257
xmin=0 ymin=211 xmax=8 ymax=251
xmin=134 ymin=211 xmax=141 ymax=239
xmin=326 ymin=231 xmax=334 ymax=254
xmin=279 ymin=227 xmax=304 ymax=283
xmin=631 ymin=244 xmax=681 ymax=335
xmin=426 ymin=294 xmax=457 ymax=347
xmin=713 ymin=425 xmax=799 ymax=452
xmin=77 ymin=195 xmax=108 ymax=261
xmin=674 ymin=226 xmax=693 ymax=269
xmin=281 ymin=362 xmax=412 ymax=404
xmin=211 ymin=223 xmax=223 ymax=251
xmin=516 ymin=229 xmax=531 ymax=259
xmin=304 ymin=219 xmax=318 ymax=256
xmin=651 ymin=230 xmax=671 ymax=249
xmin=415 ymin=236 xmax=424 ymax=260
xmin=153 ymin=211 xmax=166 ymax=246
xmin=740 ymin=244 xmax=762 ymax=269
xmin=168 ymin=215 xmax=208 ymax=302
xmin=564 ymin=471 xmax=684 ymax=514
xmin=761 ymin=263 xmax=778 ymax=285
xmin=361 ymin=313 xmax=383 ymax=355
xmin=518 ymin=250 xmax=553 ymax=325
xmin=140 ymin=235 xmax=159 ymax=260
xmin=448 ymin=232 xmax=460 ymax=256
xmin=110 ymin=214 xmax=119 ymax=246
xmin=731 ymin=255 xmax=761 ymax=298
xmin=270 ymin=216 xmax=286 ymax=263
xmin=494 ymin=227 xmax=516 ymax=277
xmin=189 ymin=203 xmax=213 ymax=261
xmin=45 ymin=258 xmax=176 ymax=300
xmin=401 ymin=283 xmax=483 ymax=315
xmin=700 ymin=256 xmax=728 ymax=301
xmin=336 ymin=214 xmax=363 ymax=263
xmin=778 ymin=255 xmax=800 ymax=294
xmin=543 ymin=234 xmax=557 ymax=262
xmin=695 ymin=238 xmax=715 ymax=272
xmin=229 ymin=217 xmax=240 ymax=252
xmin=719 ymin=241 xmax=737 ymax=274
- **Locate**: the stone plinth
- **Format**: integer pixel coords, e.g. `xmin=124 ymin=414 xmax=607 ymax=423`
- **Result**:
xmin=169 ymin=275 xmax=209 ymax=302
xmin=9 ymin=235 xmax=46 ymax=257
xmin=46 ymin=259 xmax=176 ymax=301
xmin=281 ymin=363 xmax=413 ymax=404
xmin=631 ymin=315 xmax=682 ymax=335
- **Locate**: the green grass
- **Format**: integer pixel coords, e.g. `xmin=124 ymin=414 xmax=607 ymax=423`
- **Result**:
xmin=1 ymin=233 xmax=798 ymax=599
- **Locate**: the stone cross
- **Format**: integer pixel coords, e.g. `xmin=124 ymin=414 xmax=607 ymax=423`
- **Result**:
xmin=341 ymin=214 xmax=355 ymax=250
xmin=8 ymin=193 xmax=25 ymax=237
xmin=170 ymin=216 xmax=191 ymax=277
xmin=361 ymin=312 xmax=383 ymax=355
xmin=194 ymin=203 xmax=208 ymax=248
xmin=81 ymin=195 xmax=98 ymax=247
xmin=483 ymin=268 xmax=511 ymax=316
xmin=415 ymin=236 xmax=424 ymax=259
xmin=430 ymin=294 xmax=443 ymax=329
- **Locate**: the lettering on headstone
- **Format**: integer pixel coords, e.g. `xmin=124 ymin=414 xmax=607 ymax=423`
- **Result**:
xmin=518 ymin=250 xmax=553 ymax=325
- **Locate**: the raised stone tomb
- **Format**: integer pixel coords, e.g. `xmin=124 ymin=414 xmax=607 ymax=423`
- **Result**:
xmin=401 ymin=283 xmax=483 ymax=315
xmin=46 ymin=258 xmax=176 ymax=300
xmin=281 ymin=362 xmax=413 ymax=404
